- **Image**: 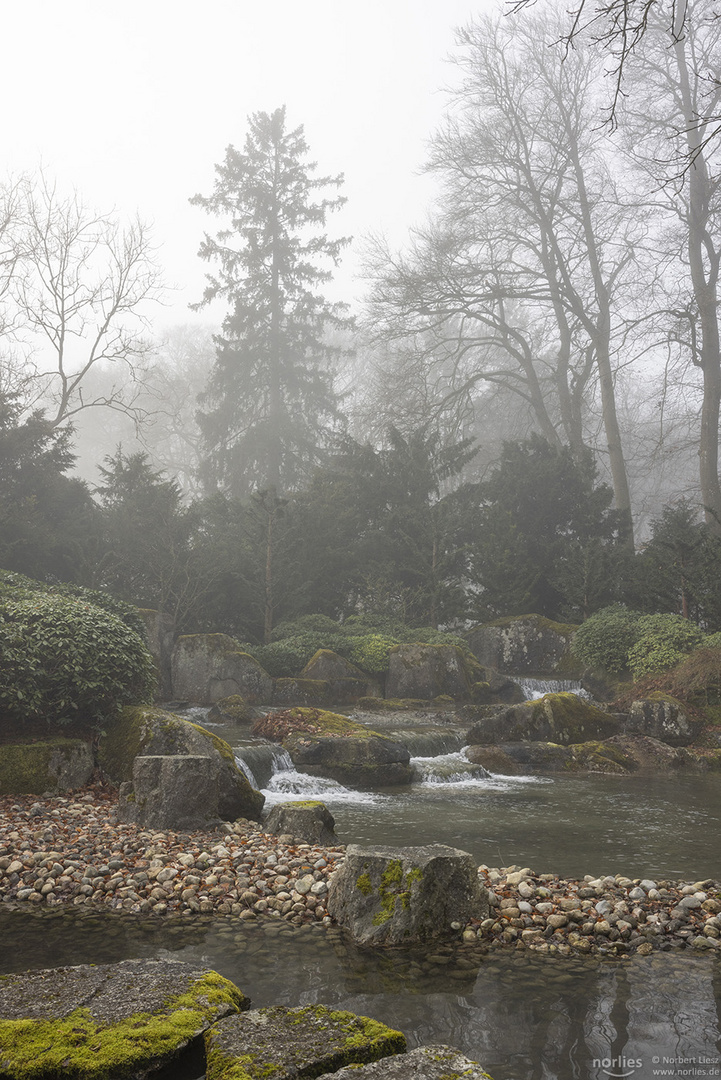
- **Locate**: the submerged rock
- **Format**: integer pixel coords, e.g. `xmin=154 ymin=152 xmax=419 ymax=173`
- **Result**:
xmin=320 ymin=1044 xmax=493 ymax=1079
xmin=264 ymin=799 xmax=339 ymax=845
xmin=205 ymin=1004 xmax=406 ymax=1080
xmin=0 ymin=959 xmax=246 ymax=1080
xmin=328 ymin=843 xmax=489 ymax=946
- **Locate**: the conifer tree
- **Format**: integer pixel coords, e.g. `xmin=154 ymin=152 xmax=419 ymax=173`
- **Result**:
xmin=191 ymin=107 xmax=351 ymax=497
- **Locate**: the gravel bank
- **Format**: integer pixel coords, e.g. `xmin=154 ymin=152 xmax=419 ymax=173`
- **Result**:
xmin=1 ymin=783 xmax=719 ymax=956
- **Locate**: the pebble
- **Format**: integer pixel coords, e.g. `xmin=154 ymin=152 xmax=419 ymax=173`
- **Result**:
xmin=1 ymin=785 xmax=719 ymax=960
xmin=0 ymin=783 xmax=344 ymax=928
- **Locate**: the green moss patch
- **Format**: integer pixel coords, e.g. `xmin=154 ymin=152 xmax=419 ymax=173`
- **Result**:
xmin=252 ymin=707 xmax=382 ymax=742
xmin=0 ymin=739 xmax=92 ymax=796
xmin=205 ymin=1004 xmax=406 ymax=1080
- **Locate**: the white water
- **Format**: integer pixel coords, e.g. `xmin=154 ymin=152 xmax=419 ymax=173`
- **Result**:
xmin=518 ymin=677 xmax=590 ymax=701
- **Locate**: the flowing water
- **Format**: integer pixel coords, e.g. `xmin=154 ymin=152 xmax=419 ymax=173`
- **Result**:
xmin=4 ymin=701 xmax=721 ymax=1078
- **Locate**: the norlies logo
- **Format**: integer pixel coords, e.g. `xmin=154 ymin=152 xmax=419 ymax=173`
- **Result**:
xmin=593 ymin=1055 xmax=643 ymax=1078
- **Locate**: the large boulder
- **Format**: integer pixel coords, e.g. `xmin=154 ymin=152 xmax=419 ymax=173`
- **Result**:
xmin=171 ymin=634 xmax=273 ymax=704
xmin=136 ymin=607 xmax=175 ymax=699
xmin=205 ymin=1005 xmax=406 ymax=1080
xmin=253 ymin=708 xmax=412 ymax=788
xmin=100 ymin=705 xmax=264 ymax=821
xmin=465 ymin=693 xmax=621 ymax=746
xmin=264 ymin=800 xmax=339 ymax=845
xmin=384 ymin=643 xmax=474 ymax=701
xmin=0 ymin=739 xmax=94 ymax=796
xmin=300 ymin=650 xmax=382 ymax=701
xmin=117 ymin=754 xmax=261 ymax=831
xmin=495 ymin=739 xmax=640 ymax=773
xmin=272 ymin=677 xmax=331 ymax=706
xmin=0 ymin=959 xmax=246 ymax=1080
xmin=321 ymin=1045 xmax=493 ymax=1080
xmin=625 ymin=695 xmax=701 ymax=746
xmin=327 ymin=844 xmax=489 ymax=946
xmin=465 ymin=614 xmax=579 ymax=675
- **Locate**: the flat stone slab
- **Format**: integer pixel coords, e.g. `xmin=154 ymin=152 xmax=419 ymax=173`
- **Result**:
xmin=205 ymin=1004 xmax=406 ymax=1079
xmin=318 ymin=1044 xmax=494 ymax=1079
xmin=327 ymin=844 xmax=489 ymax=946
xmin=0 ymin=959 xmax=247 ymax=1080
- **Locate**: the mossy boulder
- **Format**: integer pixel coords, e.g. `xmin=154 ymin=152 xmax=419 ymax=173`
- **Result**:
xmin=465 ymin=693 xmax=621 ymax=746
xmin=465 ymin=614 xmax=579 ymax=676
xmin=326 ymin=1044 xmax=493 ymax=1080
xmin=384 ymin=643 xmax=475 ymax=701
xmin=0 ymin=739 xmax=94 ymax=796
xmin=625 ymin=693 xmax=701 ymax=746
xmin=263 ymin=800 xmax=339 ymax=845
xmin=464 ymin=745 xmax=521 ymax=775
xmin=497 ymin=739 xmax=639 ymax=773
xmin=207 ymin=695 xmax=255 ymax=724
xmin=253 ymin=708 xmax=412 ymax=788
xmin=327 ymin=844 xmax=489 ymax=946
xmin=100 ymin=705 xmax=264 ymax=821
xmin=272 ymin=677 xmax=331 ymax=706
xmin=300 ymin=650 xmax=382 ymax=700
xmin=171 ymin=635 xmax=273 ymax=704
xmin=0 ymin=959 xmax=247 ymax=1080
xmin=205 ymin=1004 xmax=406 ymax=1080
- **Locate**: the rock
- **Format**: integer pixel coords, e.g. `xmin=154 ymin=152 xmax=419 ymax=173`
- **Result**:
xmin=327 ymin=844 xmax=489 ymax=946
xmin=465 ymin=614 xmax=579 ymax=675
xmin=0 ymin=739 xmax=94 ymax=796
xmin=319 ymin=1044 xmax=493 ymax=1079
xmin=0 ymin=959 xmax=246 ymax=1080
xmin=264 ymin=800 xmax=339 ymax=845
xmin=171 ymin=634 xmax=273 ymax=704
xmin=495 ymin=740 xmax=637 ymax=773
xmin=465 ymin=693 xmax=620 ymax=746
xmin=253 ymin=708 xmax=412 ymax=788
xmin=384 ymin=643 xmax=475 ymax=701
xmin=118 ymin=754 xmax=264 ymax=831
xmin=464 ymin=746 xmax=521 ymax=775
xmin=207 ymin=695 xmax=255 ymax=723
xmin=272 ymin=678 xmax=332 ymax=706
xmin=625 ymin=696 xmax=701 ymax=746
xmin=136 ymin=608 xmax=175 ymax=700
xmin=300 ymin=650 xmax=382 ymax=700
xmin=102 ymin=706 xmax=264 ymax=821
xmin=205 ymin=1005 xmax=406 ymax=1080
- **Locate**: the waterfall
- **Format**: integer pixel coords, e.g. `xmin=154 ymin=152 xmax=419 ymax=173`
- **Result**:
xmin=517 ymin=677 xmax=590 ymax=701
xmin=385 ymin=727 xmax=466 ymax=757
xmin=411 ymin=748 xmax=491 ymax=785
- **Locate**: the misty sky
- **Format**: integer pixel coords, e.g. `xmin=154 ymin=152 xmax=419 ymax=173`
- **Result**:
xmin=4 ymin=0 xmax=494 ymax=325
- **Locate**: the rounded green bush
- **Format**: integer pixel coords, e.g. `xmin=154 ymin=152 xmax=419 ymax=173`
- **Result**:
xmin=0 ymin=592 xmax=155 ymax=728
xmin=627 ymin=613 xmax=705 ymax=679
xmin=345 ymin=633 xmax=397 ymax=676
xmin=571 ymin=605 xmax=643 ymax=674
xmin=247 ymin=633 xmax=347 ymax=678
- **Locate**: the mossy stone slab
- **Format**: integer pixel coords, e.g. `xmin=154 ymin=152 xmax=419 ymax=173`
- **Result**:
xmin=0 ymin=959 xmax=248 ymax=1080
xmin=205 ymin=1004 xmax=406 ymax=1080
xmin=318 ymin=1043 xmax=493 ymax=1079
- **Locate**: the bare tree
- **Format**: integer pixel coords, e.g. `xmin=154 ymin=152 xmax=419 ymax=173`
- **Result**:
xmin=622 ymin=0 xmax=721 ymax=531
xmin=1 ymin=175 xmax=162 ymax=427
xmin=366 ymin=12 xmax=642 ymax=544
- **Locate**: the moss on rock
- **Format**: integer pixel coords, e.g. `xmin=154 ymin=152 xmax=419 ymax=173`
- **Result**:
xmin=204 ymin=1004 xmax=406 ymax=1080
xmin=0 ymin=739 xmax=94 ymax=796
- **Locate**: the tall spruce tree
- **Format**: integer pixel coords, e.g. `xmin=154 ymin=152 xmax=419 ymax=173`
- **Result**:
xmin=191 ymin=107 xmax=351 ymax=497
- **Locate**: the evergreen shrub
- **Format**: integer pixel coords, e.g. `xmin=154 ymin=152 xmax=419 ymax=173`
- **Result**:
xmin=0 ymin=575 xmax=155 ymax=729
xmin=571 ymin=605 xmax=643 ymax=674
xmin=627 ymin=613 xmax=705 ymax=679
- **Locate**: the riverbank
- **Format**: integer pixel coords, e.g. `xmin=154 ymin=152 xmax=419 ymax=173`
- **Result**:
xmin=0 ymin=783 xmax=719 ymax=957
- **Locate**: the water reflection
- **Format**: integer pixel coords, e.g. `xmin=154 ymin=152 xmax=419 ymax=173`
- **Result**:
xmin=1 ymin=907 xmax=719 ymax=1080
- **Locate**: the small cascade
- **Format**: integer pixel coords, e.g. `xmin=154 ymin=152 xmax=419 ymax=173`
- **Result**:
xmin=411 ymin=749 xmax=491 ymax=786
xmin=385 ymin=727 xmax=466 ymax=757
xmin=234 ymin=742 xmax=295 ymax=789
xmin=518 ymin=677 xmax=590 ymax=701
